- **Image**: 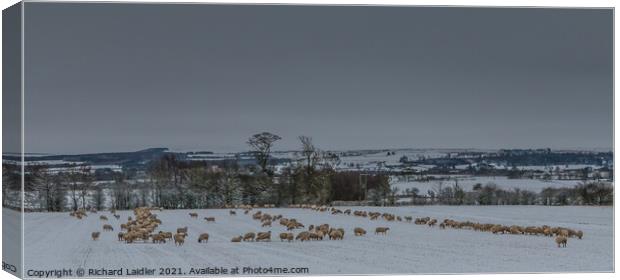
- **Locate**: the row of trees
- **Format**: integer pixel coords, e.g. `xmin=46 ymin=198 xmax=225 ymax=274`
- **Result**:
xmin=3 ymin=132 xmax=392 ymax=211
xmin=401 ymin=181 xmax=613 ymax=206
xmin=2 ymin=131 xmax=614 ymax=211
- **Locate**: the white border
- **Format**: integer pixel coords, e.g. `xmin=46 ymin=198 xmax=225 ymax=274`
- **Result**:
xmin=0 ymin=1 xmax=617 ymax=280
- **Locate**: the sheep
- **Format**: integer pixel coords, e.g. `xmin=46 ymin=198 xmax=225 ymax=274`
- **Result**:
xmin=231 ymin=236 xmax=242 ymax=242
xmin=152 ymin=234 xmax=166 ymax=243
xmin=243 ymin=232 xmax=256 ymax=242
xmin=103 ymin=224 xmax=114 ymax=231
xmin=404 ymin=216 xmax=413 ymax=222
xmin=100 ymin=215 xmax=108 ymax=221
xmin=439 ymin=223 xmax=446 ymax=229
xmin=576 ymin=230 xmax=583 ymax=239
xmin=262 ymin=220 xmax=272 ymax=227
xmin=555 ymin=236 xmax=567 ymax=247
xmin=309 ymin=232 xmax=323 ymax=241
xmin=509 ymin=226 xmax=522 ymax=235
xmin=354 ymin=227 xmax=367 ymax=236
xmin=280 ymin=232 xmax=294 ymax=242
xmin=256 ymin=231 xmax=271 ymax=242
xmin=296 ymin=231 xmax=311 ymax=242
xmin=174 ymin=233 xmax=186 ymax=246
xmin=198 ymin=233 xmax=210 ymax=243
xmin=189 ymin=212 xmax=198 ymax=218
xmin=160 ymin=231 xmax=173 ymax=240
xmin=204 ymin=217 xmax=216 ymax=222
xmin=428 ymin=219 xmax=437 ymax=227
xmin=375 ymin=227 xmax=390 ymax=235
xmin=229 ymin=210 xmax=236 ymax=216
xmin=92 ymin=232 xmax=100 ymax=241
xmin=329 ymin=230 xmax=343 ymax=240
xmin=113 ymin=214 xmax=121 ymax=220
xmin=177 ymin=227 xmax=188 ymax=235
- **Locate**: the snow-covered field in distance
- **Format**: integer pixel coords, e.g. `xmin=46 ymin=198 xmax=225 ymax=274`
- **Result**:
xmin=14 ymin=205 xmax=613 ymax=276
xmin=391 ymin=176 xmax=597 ymax=194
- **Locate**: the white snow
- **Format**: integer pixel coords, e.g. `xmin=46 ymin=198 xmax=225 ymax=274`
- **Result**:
xmin=391 ymin=176 xmax=601 ymax=194
xmin=12 ymin=205 xmax=613 ymax=276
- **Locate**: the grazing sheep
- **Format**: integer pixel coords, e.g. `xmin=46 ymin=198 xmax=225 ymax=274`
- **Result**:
xmin=113 ymin=214 xmax=120 ymax=220
xmin=555 ymin=236 xmax=567 ymax=247
xmin=229 ymin=210 xmax=236 ymax=216
xmin=103 ymin=224 xmax=114 ymax=231
xmin=428 ymin=219 xmax=437 ymax=227
xmin=296 ymin=231 xmax=310 ymax=242
xmin=439 ymin=223 xmax=446 ymax=229
xmin=100 ymin=215 xmax=108 ymax=221
xmin=92 ymin=232 xmax=100 ymax=241
xmin=576 ymin=230 xmax=583 ymax=239
xmin=177 ymin=227 xmax=188 ymax=235
xmin=189 ymin=212 xmax=198 ymax=218
xmin=198 ymin=233 xmax=210 ymax=243
xmin=280 ymin=232 xmax=294 ymax=242
xmin=256 ymin=231 xmax=271 ymax=242
xmin=231 ymin=236 xmax=242 ymax=242
xmin=375 ymin=227 xmax=390 ymax=235
xmin=309 ymin=232 xmax=323 ymax=241
xmin=354 ymin=227 xmax=367 ymax=236
xmin=204 ymin=217 xmax=216 ymax=222
xmin=243 ymin=232 xmax=256 ymax=242
xmin=329 ymin=230 xmax=343 ymax=240
xmin=160 ymin=232 xmax=173 ymax=240
xmin=262 ymin=220 xmax=272 ymax=227
xmin=404 ymin=216 xmax=413 ymax=222
xmin=152 ymin=234 xmax=166 ymax=243
xmin=174 ymin=233 xmax=185 ymax=246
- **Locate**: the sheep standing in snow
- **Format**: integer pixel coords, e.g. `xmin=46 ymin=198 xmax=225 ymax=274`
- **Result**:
xmin=92 ymin=232 xmax=100 ymax=241
xmin=555 ymin=236 xmax=568 ymax=247
xmin=256 ymin=231 xmax=271 ymax=242
xmin=198 ymin=233 xmax=210 ymax=243
xmin=375 ymin=227 xmax=390 ymax=235
xmin=174 ymin=233 xmax=185 ymax=246
xmin=354 ymin=227 xmax=367 ymax=236
xmin=243 ymin=232 xmax=256 ymax=242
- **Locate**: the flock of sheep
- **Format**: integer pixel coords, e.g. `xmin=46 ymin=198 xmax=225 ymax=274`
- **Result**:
xmin=71 ymin=203 xmax=582 ymax=248
xmin=308 ymin=205 xmax=583 ymax=248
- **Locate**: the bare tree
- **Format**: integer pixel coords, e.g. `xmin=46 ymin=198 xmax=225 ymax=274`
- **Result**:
xmin=247 ymin=132 xmax=281 ymax=174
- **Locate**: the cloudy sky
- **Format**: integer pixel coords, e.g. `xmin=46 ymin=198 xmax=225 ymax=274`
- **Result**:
xmin=22 ymin=3 xmax=613 ymax=154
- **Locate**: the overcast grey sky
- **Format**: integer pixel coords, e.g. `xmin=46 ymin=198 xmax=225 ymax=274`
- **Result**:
xmin=23 ymin=3 xmax=613 ymax=154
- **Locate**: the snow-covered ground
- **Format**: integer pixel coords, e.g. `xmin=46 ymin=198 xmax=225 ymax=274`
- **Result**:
xmin=13 ymin=206 xmax=613 ymax=277
xmin=391 ymin=176 xmax=605 ymax=194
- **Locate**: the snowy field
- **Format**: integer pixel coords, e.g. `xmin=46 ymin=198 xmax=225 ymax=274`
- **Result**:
xmin=13 ymin=206 xmax=614 ymax=277
xmin=391 ymin=176 xmax=598 ymax=194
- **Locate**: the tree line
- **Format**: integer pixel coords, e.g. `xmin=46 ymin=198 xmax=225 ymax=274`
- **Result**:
xmin=2 ymin=132 xmax=613 ymax=211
